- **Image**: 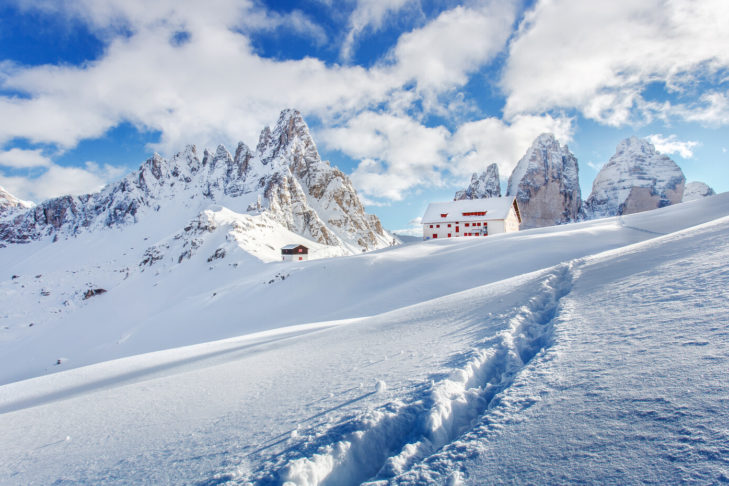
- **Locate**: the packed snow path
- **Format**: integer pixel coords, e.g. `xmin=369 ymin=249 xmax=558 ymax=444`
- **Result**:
xmin=1 ymin=195 xmax=729 ymax=484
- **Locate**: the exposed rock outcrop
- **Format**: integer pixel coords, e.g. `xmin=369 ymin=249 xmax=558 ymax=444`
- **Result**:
xmin=506 ymin=133 xmax=582 ymax=229
xmin=454 ymin=164 xmax=501 ymax=200
xmin=584 ymin=137 xmax=685 ymax=218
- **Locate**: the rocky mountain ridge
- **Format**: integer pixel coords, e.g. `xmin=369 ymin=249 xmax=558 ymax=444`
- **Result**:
xmin=454 ymin=163 xmax=501 ymax=200
xmin=0 ymin=109 xmax=392 ymax=255
xmin=453 ymin=134 xmax=717 ymax=229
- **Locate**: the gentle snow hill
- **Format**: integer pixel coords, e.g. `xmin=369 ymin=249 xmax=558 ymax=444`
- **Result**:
xmin=1 ymin=194 xmax=729 ymax=485
xmin=1 ymin=193 xmax=728 ymax=387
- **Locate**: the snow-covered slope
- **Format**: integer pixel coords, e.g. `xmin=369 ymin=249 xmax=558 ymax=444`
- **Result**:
xmin=682 ymin=181 xmax=715 ymax=202
xmin=454 ymin=164 xmax=501 ymax=200
xmin=0 ymin=185 xmax=33 ymax=213
xmin=506 ymin=133 xmax=582 ymax=228
xmin=0 ymin=110 xmax=392 ymax=254
xmin=584 ymin=136 xmax=686 ymax=218
xmin=2 ymin=194 xmax=729 ymax=485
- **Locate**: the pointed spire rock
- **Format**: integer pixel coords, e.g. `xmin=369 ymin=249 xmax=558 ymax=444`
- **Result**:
xmin=507 ymin=133 xmax=582 ymax=228
xmin=584 ymin=136 xmax=685 ymax=218
xmin=454 ymin=163 xmax=501 ymax=200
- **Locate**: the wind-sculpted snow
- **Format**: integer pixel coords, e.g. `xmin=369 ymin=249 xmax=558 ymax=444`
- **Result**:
xmin=2 ymin=195 xmax=729 ymax=485
xmin=0 ymin=110 xmax=392 ymax=254
xmin=260 ymin=264 xmax=574 ymax=486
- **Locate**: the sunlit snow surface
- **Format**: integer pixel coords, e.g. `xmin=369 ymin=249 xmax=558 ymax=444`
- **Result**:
xmin=1 ymin=195 xmax=729 ymax=484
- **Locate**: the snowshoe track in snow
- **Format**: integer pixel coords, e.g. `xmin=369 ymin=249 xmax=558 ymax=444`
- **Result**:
xmin=246 ymin=263 xmax=575 ymax=485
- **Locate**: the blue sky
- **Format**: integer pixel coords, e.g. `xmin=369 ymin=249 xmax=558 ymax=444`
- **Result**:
xmin=0 ymin=0 xmax=728 ymax=232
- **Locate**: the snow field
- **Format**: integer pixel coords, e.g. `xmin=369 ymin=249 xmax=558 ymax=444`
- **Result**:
xmin=1 ymin=194 xmax=729 ymax=484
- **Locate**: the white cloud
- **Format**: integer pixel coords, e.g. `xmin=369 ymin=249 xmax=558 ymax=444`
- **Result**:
xmin=321 ymin=112 xmax=450 ymax=201
xmin=0 ymin=161 xmax=125 ymax=202
xmin=341 ymin=0 xmax=415 ymax=61
xmin=391 ymin=1 xmax=517 ymax=99
xmin=0 ymin=0 xmax=523 ymax=203
xmin=676 ymin=91 xmax=729 ymax=127
xmin=586 ymin=161 xmax=603 ymax=171
xmin=320 ymin=111 xmax=573 ymax=201
xmin=0 ymin=0 xmax=516 ymax=154
xmin=449 ymin=114 xmax=573 ymax=179
xmin=646 ymin=134 xmax=699 ymax=159
xmin=502 ymin=0 xmax=729 ymax=126
xmin=0 ymin=148 xmax=52 ymax=168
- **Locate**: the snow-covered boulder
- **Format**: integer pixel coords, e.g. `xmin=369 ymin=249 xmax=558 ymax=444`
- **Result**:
xmin=454 ymin=163 xmax=501 ymax=200
xmin=584 ymin=137 xmax=685 ymax=218
xmin=0 ymin=109 xmax=393 ymax=254
xmin=506 ymin=133 xmax=582 ymax=229
xmin=682 ymin=181 xmax=715 ymax=202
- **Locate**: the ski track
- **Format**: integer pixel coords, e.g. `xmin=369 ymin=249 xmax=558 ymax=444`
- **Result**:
xmin=238 ymin=263 xmax=575 ymax=486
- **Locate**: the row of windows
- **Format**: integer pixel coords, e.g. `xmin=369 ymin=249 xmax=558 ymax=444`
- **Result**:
xmin=462 ymin=211 xmax=487 ymax=216
xmin=429 ymin=222 xmax=488 ymax=228
xmin=432 ymin=233 xmax=487 ymax=238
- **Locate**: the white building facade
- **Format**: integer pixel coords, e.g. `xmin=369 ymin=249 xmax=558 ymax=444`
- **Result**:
xmin=421 ymin=198 xmax=521 ymax=240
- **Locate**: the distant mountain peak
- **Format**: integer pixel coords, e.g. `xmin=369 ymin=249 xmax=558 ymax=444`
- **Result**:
xmin=454 ymin=163 xmax=501 ymax=200
xmin=584 ymin=136 xmax=685 ymax=218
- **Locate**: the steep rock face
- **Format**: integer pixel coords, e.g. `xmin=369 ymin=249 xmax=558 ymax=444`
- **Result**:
xmin=0 ymin=109 xmax=392 ymax=253
xmin=506 ymin=133 xmax=582 ymax=229
xmin=454 ymin=164 xmax=501 ymax=200
xmin=584 ymin=137 xmax=685 ymax=218
xmin=682 ymin=181 xmax=715 ymax=202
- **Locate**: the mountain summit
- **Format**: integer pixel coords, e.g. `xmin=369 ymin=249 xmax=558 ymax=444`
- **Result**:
xmin=584 ymin=137 xmax=685 ymax=218
xmin=506 ymin=133 xmax=582 ymax=229
xmin=0 ymin=109 xmax=392 ymax=255
xmin=454 ymin=163 xmax=501 ymax=200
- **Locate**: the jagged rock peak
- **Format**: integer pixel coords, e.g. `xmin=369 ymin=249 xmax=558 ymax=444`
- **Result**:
xmin=682 ymin=181 xmax=715 ymax=202
xmin=0 ymin=108 xmax=394 ymax=254
xmin=454 ymin=163 xmax=501 ymax=200
xmin=506 ymin=133 xmax=582 ymax=228
xmin=584 ymin=136 xmax=685 ymax=218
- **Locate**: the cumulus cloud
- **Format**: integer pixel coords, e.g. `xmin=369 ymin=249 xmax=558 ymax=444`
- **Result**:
xmin=646 ymin=134 xmax=699 ymax=159
xmin=0 ymin=161 xmax=125 ymax=203
xmin=502 ymin=0 xmax=729 ymax=126
xmin=391 ymin=1 xmax=517 ymax=100
xmin=341 ymin=0 xmax=415 ymax=61
xmin=0 ymin=148 xmax=52 ymax=169
xmin=321 ymin=112 xmax=450 ymax=201
xmin=321 ymin=111 xmax=573 ymax=201
xmin=449 ymin=114 xmax=573 ymax=179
